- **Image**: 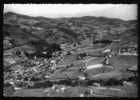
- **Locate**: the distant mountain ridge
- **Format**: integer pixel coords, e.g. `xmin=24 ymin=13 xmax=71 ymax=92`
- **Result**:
xmin=3 ymin=12 xmax=137 ymax=51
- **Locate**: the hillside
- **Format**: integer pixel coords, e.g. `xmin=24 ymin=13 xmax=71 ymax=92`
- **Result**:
xmin=3 ymin=12 xmax=138 ymax=97
xmin=4 ymin=12 xmax=137 ymax=48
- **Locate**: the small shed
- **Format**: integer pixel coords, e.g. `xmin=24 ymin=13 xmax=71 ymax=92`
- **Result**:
xmin=119 ymin=47 xmax=137 ymax=56
xmin=127 ymin=65 xmax=137 ymax=77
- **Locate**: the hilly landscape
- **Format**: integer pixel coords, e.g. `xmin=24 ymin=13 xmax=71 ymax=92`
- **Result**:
xmin=4 ymin=12 xmax=137 ymax=47
xmin=3 ymin=12 xmax=138 ymax=97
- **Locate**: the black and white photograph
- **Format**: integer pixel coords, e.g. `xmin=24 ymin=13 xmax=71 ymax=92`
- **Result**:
xmin=3 ymin=4 xmax=138 ymax=97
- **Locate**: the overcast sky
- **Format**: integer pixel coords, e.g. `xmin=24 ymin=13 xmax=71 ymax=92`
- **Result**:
xmin=4 ymin=4 xmax=137 ymax=20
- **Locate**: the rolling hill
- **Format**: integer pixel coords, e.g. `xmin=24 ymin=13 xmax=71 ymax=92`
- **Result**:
xmin=3 ymin=12 xmax=137 ymax=55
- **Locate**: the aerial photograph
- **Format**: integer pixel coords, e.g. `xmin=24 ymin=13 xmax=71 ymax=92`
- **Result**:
xmin=3 ymin=4 xmax=138 ymax=97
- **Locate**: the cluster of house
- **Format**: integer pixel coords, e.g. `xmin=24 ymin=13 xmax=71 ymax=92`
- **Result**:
xmin=4 ymin=46 xmax=69 ymax=87
xmin=118 ymin=44 xmax=137 ymax=56
xmin=4 ymin=58 xmax=50 ymax=89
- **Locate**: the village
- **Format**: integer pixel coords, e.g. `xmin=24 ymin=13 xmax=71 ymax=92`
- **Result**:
xmin=4 ymin=40 xmax=138 ymax=97
xmin=3 ymin=4 xmax=138 ymax=97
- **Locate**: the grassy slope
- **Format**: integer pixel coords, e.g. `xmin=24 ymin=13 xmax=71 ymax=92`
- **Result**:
xmin=110 ymin=55 xmax=137 ymax=71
